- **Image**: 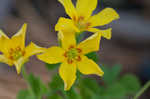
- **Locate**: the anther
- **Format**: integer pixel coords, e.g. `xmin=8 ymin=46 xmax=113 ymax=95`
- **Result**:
xmin=76 ymin=56 xmax=81 ymax=61
xmin=9 ymin=56 xmax=14 ymax=60
xmin=63 ymin=52 xmax=67 ymax=57
xmin=22 ymin=51 xmax=26 ymax=56
xmin=10 ymin=48 xmax=14 ymax=52
xmin=69 ymin=45 xmax=74 ymax=49
xmin=67 ymin=59 xmax=73 ymax=64
xmin=73 ymin=16 xmax=77 ymax=22
xmin=85 ymin=22 xmax=91 ymax=29
xmin=76 ymin=48 xmax=82 ymax=53
xmin=16 ymin=47 xmax=21 ymax=51
xmin=78 ymin=16 xmax=84 ymax=22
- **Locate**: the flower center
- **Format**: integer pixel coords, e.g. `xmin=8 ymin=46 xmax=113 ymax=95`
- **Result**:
xmin=8 ymin=47 xmax=25 ymax=60
xmin=74 ymin=16 xmax=91 ymax=31
xmin=64 ymin=46 xmax=82 ymax=64
xmin=67 ymin=48 xmax=78 ymax=60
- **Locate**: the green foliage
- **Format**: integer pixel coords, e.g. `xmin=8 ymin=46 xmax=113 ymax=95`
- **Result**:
xmin=17 ymin=64 xmax=141 ymax=99
xmin=17 ymin=68 xmax=48 ymax=99
xmin=102 ymin=64 xmax=121 ymax=84
xmin=119 ymin=74 xmax=141 ymax=94
xmin=26 ymin=74 xmax=48 ymax=97
xmin=48 ymin=74 xmax=64 ymax=90
xmin=86 ymin=52 xmax=99 ymax=63
xmin=65 ymin=87 xmax=82 ymax=99
xmin=47 ymin=93 xmax=62 ymax=99
xmin=17 ymin=90 xmax=34 ymax=99
xmin=102 ymin=83 xmax=126 ymax=99
xmin=46 ymin=63 xmax=60 ymax=71
xmin=17 ymin=59 xmax=141 ymax=99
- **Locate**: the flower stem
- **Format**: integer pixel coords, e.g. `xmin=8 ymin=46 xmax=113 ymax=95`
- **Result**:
xmin=133 ymin=81 xmax=150 ymax=99
xmin=21 ymin=66 xmax=28 ymax=80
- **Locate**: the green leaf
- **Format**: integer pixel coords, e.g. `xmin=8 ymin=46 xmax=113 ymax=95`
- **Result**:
xmin=48 ymin=74 xmax=64 ymax=90
xmin=47 ymin=93 xmax=62 ymax=99
xmin=79 ymin=86 xmax=93 ymax=99
xmin=65 ymin=88 xmax=82 ymax=99
xmin=102 ymin=64 xmax=121 ymax=84
xmin=17 ymin=90 xmax=34 ymax=99
xmin=78 ymin=77 xmax=98 ymax=99
xmin=86 ymin=52 xmax=99 ymax=63
xmin=111 ymin=64 xmax=122 ymax=80
xmin=20 ymin=67 xmax=48 ymax=99
xmin=45 ymin=63 xmax=60 ymax=71
xmin=102 ymin=83 xmax=126 ymax=99
xmin=26 ymin=74 xmax=48 ymax=98
xmin=92 ymin=94 xmax=103 ymax=99
xmin=81 ymin=77 xmax=101 ymax=93
xmin=120 ymin=74 xmax=141 ymax=94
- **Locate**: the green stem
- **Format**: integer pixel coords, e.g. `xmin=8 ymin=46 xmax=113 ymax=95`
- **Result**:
xmin=21 ymin=66 xmax=28 ymax=80
xmin=133 ymin=81 xmax=150 ymax=99
xmin=22 ymin=67 xmax=35 ymax=98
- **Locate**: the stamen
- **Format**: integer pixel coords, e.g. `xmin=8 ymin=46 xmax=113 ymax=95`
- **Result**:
xmin=73 ymin=16 xmax=77 ymax=22
xmin=76 ymin=56 xmax=81 ymax=61
xmin=22 ymin=51 xmax=26 ymax=56
xmin=69 ymin=45 xmax=74 ymax=49
xmin=9 ymin=56 xmax=14 ymax=60
xmin=9 ymin=48 xmax=14 ymax=54
xmin=16 ymin=47 xmax=21 ymax=51
xmin=64 ymin=46 xmax=82 ymax=64
xmin=85 ymin=22 xmax=91 ymax=29
xmin=76 ymin=48 xmax=82 ymax=53
xmin=8 ymin=46 xmax=25 ymax=61
xmin=67 ymin=59 xmax=73 ymax=64
xmin=78 ymin=16 xmax=84 ymax=22
xmin=63 ymin=52 xmax=67 ymax=57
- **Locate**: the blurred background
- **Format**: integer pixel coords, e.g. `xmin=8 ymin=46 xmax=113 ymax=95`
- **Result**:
xmin=0 ymin=0 xmax=150 ymax=98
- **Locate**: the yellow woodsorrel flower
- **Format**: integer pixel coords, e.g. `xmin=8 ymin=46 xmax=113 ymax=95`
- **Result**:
xmin=55 ymin=0 xmax=119 ymax=39
xmin=0 ymin=23 xmax=45 ymax=74
xmin=37 ymin=30 xmax=104 ymax=91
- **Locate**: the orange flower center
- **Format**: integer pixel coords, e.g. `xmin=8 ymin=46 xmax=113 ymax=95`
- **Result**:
xmin=73 ymin=16 xmax=91 ymax=31
xmin=64 ymin=46 xmax=82 ymax=64
xmin=8 ymin=47 xmax=25 ymax=60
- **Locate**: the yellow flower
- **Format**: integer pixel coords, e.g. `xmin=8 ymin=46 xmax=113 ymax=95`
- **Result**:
xmin=0 ymin=23 xmax=45 ymax=74
xmin=37 ymin=30 xmax=104 ymax=91
xmin=55 ymin=0 xmax=119 ymax=39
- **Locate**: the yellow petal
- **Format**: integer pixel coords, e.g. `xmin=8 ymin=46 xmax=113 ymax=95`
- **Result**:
xmin=55 ymin=17 xmax=79 ymax=32
xmin=77 ymin=32 xmax=101 ymax=54
xmin=88 ymin=28 xmax=112 ymax=39
xmin=14 ymin=57 xmax=27 ymax=74
xmin=58 ymin=0 xmax=77 ymax=19
xmin=25 ymin=42 xmax=45 ymax=58
xmin=59 ymin=61 xmax=76 ymax=90
xmin=37 ymin=46 xmax=65 ymax=64
xmin=77 ymin=56 xmax=104 ymax=76
xmin=58 ymin=30 xmax=76 ymax=50
xmin=0 ymin=55 xmax=13 ymax=66
xmin=11 ymin=23 xmax=27 ymax=49
xmin=0 ymin=30 xmax=10 ymax=53
xmin=76 ymin=0 xmax=97 ymax=19
xmin=88 ymin=8 xmax=120 ymax=27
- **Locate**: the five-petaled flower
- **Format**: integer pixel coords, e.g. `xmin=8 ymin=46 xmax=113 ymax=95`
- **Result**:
xmin=0 ymin=23 xmax=45 ymax=74
xmin=37 ymin=30 xmax=104 ymax=91
xmin=55 ymin=0 xmax=119 ymax=39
